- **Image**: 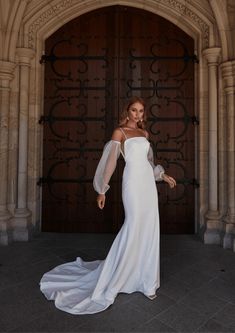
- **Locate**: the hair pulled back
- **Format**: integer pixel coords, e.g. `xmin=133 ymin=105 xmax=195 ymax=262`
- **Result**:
xmin=118 ymin=96 xmax=147 ymax=130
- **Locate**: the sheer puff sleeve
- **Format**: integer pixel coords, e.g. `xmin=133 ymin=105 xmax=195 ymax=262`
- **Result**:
xmin=147 ymin=144 xmax=165 ymax=181
xmin=93 ymin=140 xmax=121 ymax=195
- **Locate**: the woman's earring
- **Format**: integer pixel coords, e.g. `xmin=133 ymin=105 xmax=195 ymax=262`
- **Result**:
xmin=126 ymin=116 xmax=129 ymax=120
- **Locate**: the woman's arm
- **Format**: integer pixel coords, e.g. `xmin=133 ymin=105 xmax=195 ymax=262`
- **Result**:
xmin=146 ymin=131 xmax=176 ymax=188
xmin=94 ymin=129 xmax=123 ymax=209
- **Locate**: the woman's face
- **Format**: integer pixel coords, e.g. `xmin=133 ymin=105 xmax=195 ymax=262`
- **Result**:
xmin=127 ymin=102 xmax=145 ymax=123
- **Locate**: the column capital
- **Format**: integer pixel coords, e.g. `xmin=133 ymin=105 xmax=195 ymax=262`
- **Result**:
xmin=202 ymin=47 xmax=221 ymax=65
xmin=0 ymin=61 xmax=15 ymax=82
xmin=221 ymin=60 xmax=235 ymax=89
xmin=17 ymin=48 xmax=35 ymax=66
xmin=224 ymin=86 xmax=235 ymax=95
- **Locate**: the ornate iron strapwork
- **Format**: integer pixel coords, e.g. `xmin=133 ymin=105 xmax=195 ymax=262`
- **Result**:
xmin=40 ymin=40 xmax=198 ymax=196
xmin=41 ymin=6 xmax=196 ymax=233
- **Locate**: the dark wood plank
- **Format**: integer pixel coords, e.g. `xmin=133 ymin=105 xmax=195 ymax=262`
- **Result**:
xmin=42 ymin=6 xmax=195 ymax=234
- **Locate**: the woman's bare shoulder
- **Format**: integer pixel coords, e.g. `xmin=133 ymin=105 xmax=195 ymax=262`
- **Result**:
xmin=111 ymin=127 xmax=123 ymax=142
xmin=140 ymin=128 xmax=149 ymax=139
xmin=145 ymin=130 xmax=150 ymax=139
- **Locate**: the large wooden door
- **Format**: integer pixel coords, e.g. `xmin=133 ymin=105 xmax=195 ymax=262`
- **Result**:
xmin=40 ymin=6 xmax=196 ymax=234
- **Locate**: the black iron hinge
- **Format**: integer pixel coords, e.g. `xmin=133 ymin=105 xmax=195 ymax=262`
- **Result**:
xmin=37 ymin=177 xmax=43 ymax=186
xmin=192 ymin=178 xmax=200 ymax=188
xmin=38 ymin=115 xmax=50 ymax=124
xmin=178 ymin=178 xmax=200 ymax=188
xmin=40 ymin=54 xmax=54 ymax=64
xmin=40 ymin=54 xmax=46 ymax=64
xmin=37 ymin=177 xmax=52 ymax=186
xmin=192 ymin=54 xmax=199 ymax=64
xmin=191 ymin=116 xmax=199 ymax=126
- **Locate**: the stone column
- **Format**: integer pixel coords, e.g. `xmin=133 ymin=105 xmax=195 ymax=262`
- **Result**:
xmin=202 ymin=47 xmax=221 ymax=244
xmin=0 ymin=61 xmax=15 ymax=245
xmin=13 ymin=48 xmax=35 ymax=241
xmin=221 ymin=61 xmax=235 ymax=250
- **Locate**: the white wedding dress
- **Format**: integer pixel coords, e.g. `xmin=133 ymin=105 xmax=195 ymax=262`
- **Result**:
xmin=40 ymin=129 xmax=164 ymax=315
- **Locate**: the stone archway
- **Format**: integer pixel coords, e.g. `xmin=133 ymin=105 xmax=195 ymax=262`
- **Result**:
xmin=1 ymin=0 xmax=234 ymax=250
xmin=23 ymin=0 xmax=216 ymax=239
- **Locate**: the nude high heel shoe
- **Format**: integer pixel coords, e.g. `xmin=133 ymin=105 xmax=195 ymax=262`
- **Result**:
xmin=145 ymin=294 xmax=157 ymax=300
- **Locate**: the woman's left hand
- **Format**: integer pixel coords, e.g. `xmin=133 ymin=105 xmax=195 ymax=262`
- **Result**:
xmin=162 ymin=174 xmax=177 ymax=188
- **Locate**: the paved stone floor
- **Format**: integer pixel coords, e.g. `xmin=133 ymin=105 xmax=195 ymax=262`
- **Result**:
xmin=0 ymin=233 xmax=235 ymax=333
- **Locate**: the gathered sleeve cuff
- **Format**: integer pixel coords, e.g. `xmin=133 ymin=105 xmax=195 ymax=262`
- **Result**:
xmin=147 ymin=144 xmax=165 ymax=182
xmin=93 ymin=140 xmax=121 ymax=194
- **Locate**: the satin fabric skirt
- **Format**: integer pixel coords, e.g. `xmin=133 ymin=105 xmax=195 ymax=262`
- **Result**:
xmin=40 ymin=153 xmax=160 ymax=314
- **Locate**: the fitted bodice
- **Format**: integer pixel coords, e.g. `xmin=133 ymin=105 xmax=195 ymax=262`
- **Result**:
xmin=122 ymin=137 xmax=150 ymax=164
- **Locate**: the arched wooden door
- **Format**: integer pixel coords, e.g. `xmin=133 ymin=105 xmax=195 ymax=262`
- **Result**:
xmin=40 ymin=6 xmax=196 ymax=234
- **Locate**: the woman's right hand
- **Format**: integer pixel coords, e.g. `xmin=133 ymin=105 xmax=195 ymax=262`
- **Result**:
xmin=162 ymin=174 xmax=177 ymax=188
xmin=97 ymin=194 xmax=106 ymax=209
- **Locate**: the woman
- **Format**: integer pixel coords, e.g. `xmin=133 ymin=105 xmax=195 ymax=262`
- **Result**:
xmin=40 ymin=96 xmax=176 ymax=315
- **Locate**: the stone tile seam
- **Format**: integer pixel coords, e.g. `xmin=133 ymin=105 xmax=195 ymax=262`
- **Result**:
xmin=194 ymin=302 xmax=233 ymax=333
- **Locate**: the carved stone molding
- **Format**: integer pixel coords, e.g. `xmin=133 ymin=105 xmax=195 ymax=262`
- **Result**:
xmin=28 ymin=0 xmax=74 ymax=47
xmin=158 ymin=0 xmax=209 ymax=47
xmin=27 ymin=0 xmax=210 ymax=48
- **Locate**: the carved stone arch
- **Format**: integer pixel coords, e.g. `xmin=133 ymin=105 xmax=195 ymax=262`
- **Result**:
xmin=209 ymin=0 xmax=231 ymax=61
xmin=8 ymin=1 xmax=29 ymax=59
xmin=2 ymin=0 xmax=28 ymax=62
xmin=22 ymin=0 xmax=213 ymax=51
